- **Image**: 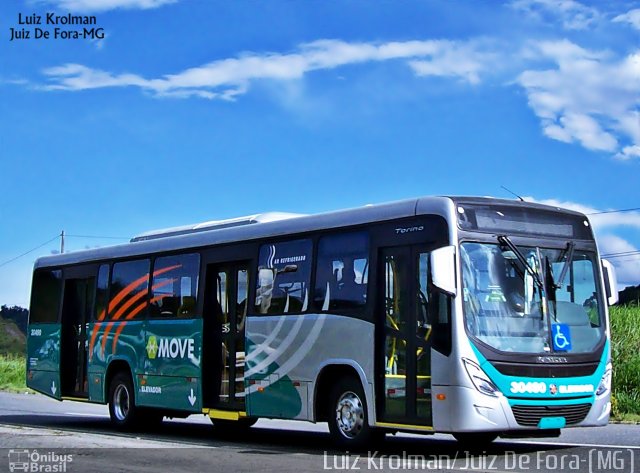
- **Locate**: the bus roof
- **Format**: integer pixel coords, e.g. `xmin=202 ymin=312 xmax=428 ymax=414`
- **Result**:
xmin=130 ymin=212 xmax=307 ymax=242
xmin=33 ymin=196 xmax=587 ymax=270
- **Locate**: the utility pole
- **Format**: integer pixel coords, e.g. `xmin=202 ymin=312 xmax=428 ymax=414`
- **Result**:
xmin=61 ymin=230 xmax=65 ymax=254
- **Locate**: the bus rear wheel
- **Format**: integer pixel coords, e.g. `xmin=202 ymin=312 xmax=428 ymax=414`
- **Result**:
xmin=108 ymin=372 xmax=141 ymax=430
xmin=328 ymin=377 xmax=383 ymax=448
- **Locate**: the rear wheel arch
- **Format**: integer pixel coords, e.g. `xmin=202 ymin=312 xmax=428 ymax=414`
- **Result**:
xmin=314 ymin=363 xmax=371 ymax=423
xmin=105 ymin=359 xmax=135 ymax=401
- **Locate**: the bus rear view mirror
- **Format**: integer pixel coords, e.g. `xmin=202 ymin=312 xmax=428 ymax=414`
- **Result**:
xmin=601 ymin=259 xmax=618 ymax=306
xmin=277 ymin=264 xmax=298 ymax=274
xmin=431 ymin=245 xmax=457 ymax=296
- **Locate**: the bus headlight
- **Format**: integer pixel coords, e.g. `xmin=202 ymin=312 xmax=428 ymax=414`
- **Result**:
xmin=463 ymin=358 xmax=501 ymax=398
xmin=596 ymin=363 xmax=612 ymax=396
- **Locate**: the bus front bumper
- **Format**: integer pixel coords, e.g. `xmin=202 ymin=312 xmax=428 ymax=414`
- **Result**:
xmin=432 ymin=385 xmax=610 ymax=433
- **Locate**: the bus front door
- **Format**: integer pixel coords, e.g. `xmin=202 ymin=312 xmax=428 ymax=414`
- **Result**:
xmin=378 ymin=246 xmax=433 ymax=427
xmin=202 ymin=263 xmax=249 ymax=410
xmin=60 ymin=277 xmax=94 ymax=398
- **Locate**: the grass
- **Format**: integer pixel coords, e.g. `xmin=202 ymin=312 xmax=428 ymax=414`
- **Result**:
xmin=0 ymin=354 xmax=31 ymax=393
xmin=0 ymin=317 xmax=30 ymax=393
xmin=610 ymin=304 xmax=640 ymax=421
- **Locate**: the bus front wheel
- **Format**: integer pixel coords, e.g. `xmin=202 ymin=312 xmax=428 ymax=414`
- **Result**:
xmin=328 ymin=377 xmax=383 ymax=448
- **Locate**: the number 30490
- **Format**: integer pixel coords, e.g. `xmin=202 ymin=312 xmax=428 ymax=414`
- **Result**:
xmin=510 ymin=381 xmax=546 ymax=394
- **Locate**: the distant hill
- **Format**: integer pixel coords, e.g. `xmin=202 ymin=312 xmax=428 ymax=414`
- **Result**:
xmin=0 ymin=306 xmax=28 ymax=357
xmin=0 ymin=306 xmax=28 ymax=336
xmin=619 ymin=285 xmax=640 ymax=306
xmin=0 ymin=316 xmax=26 ymax=356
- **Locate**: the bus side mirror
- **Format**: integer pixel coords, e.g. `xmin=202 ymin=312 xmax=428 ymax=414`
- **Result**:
xmin=431 ymin=245 xmax=457 ymax=296
xmin=277 ymin=264 xmax=298 ymax=274
xmin=601 ymin=259 xmax=619 ymax=306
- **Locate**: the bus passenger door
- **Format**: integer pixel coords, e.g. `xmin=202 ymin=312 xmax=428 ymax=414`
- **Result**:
xmin=378 ymin=246 xmax=433 ymax=426
xmin=60 ymin=277 xmax=94 ymax=398
xmin=202 ymin=262 xmax=249 ymax=410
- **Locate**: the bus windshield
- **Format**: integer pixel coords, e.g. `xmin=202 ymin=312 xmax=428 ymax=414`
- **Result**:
xmin=460 ymin=241 xmax=604 ymax=354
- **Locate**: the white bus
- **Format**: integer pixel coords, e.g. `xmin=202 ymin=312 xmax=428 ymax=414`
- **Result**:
xmin=27 ymin=196 xmax=617 ymax=447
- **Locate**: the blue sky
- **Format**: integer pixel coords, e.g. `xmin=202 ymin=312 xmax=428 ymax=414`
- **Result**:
xmin=1 ymin=0 xmax=639 ymax=307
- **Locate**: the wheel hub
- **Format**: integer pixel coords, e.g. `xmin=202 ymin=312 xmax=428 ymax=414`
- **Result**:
xmin=113 ymin=384 xmax=130 ymax=421
xmin=335 ymin=391 xmax=364 ymax=439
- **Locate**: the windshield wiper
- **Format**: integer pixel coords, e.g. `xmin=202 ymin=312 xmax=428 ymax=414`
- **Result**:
xmin=497 ymin=235 xmax=544 ymax=290
xmin=554 ymin=241 xmax=575 ymax=289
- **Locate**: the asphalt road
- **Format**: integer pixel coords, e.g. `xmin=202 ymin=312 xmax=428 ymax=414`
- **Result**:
xmin=0 ymin=392 xmax=638 ymax=473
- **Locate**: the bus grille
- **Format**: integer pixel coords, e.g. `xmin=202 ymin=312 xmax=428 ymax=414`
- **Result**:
xmin=511 ymin=404 xmax=591 ymax=427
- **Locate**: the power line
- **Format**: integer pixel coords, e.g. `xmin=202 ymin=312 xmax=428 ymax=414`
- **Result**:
xmin=602 ymin=251 xmax=640 ymax=259
xmin=604 ymin=254 xmax=640 ymax=258
xmin=602 ymin=250 xmax=640 ymax=257
xmin=0 ymin=235 xmax=61 ymax=269
xmin=0 ymin=232 xmax=129 ymax=270
xmin=588 ymin=208 xmax=640 ymax=215
xmin=604 ymin=254 xmax=640 ymax=260
xmin=65 ymin=234 xmax=128 ymax=240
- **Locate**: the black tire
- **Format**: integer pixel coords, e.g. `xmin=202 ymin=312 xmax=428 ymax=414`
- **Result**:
xmin=328 ymin=376 xmax=384 ymax=449
xmin=453 ymin=432 xmax=499 ymax=446
xmin=108 ymin=371 xmax=140 ymax=430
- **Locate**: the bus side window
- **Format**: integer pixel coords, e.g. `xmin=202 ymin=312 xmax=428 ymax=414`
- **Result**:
xmin=150 ymin=253 xmax=200 ymax=318
xmin=255 ymin=239 xmax=312 ymax=314
xmin=94 ymin=264 xmax=109 ymax=321
xmin=29 ymin=269 xmax=63 ymax=324
xmin=314 ymin=232 xmax=369 ymax=312
xmin=109 ymin=259 xmax=150 ymax=320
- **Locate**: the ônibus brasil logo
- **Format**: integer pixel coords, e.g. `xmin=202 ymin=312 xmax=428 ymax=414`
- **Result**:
xmin=146 ymin=335 xmax=195 ymax=360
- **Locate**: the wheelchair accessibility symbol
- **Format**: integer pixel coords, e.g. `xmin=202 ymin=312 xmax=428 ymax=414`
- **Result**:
xmin=552 ymin=324 xmax=572 ymax=351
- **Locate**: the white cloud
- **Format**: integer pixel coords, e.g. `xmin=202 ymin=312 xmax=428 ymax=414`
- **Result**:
xmin=615 ymin=145 xmax=640 ymax=161
xmin=408 ymin=42 xmax=495 ymax=85
xmin=510 ymin=0 xmax=600 ymax=30
xmin=526 ymin=197 xmax=640 ymax=288
xmin=32 ymin=0 xmax=177 ymax=12
xmin=516 ymin=40 xmax=640 ymax=157
xmin=613 ymin=8 xmax=640 ymax=31
xmin=596 ymin=234 xmax=640 ymax=287
xmin=39 ymin=39 xmax=495 ymax=100
xmin=598 ymin=234 xmax=638 ymax=256
xmin=526 ymin=197 xmax=640 ymax=231
xmin=31 ymin=34 xmax=640 ymax=159
xmin=553 ymin=113 xmax=617 ymax=151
